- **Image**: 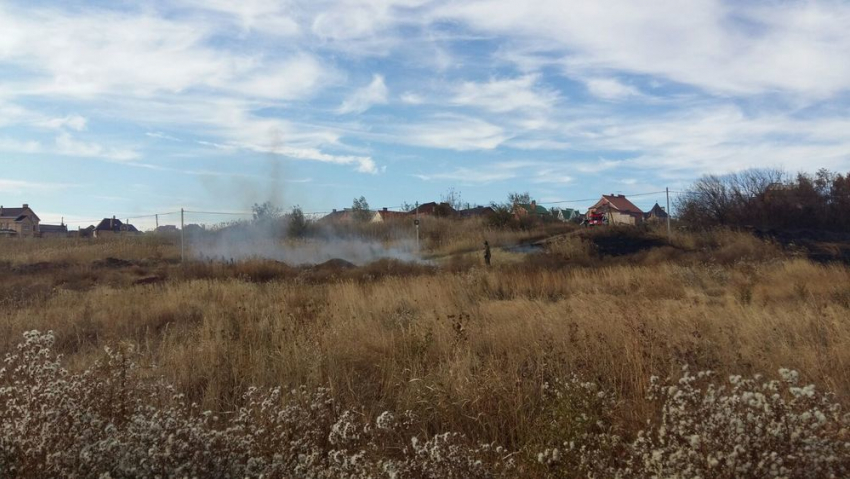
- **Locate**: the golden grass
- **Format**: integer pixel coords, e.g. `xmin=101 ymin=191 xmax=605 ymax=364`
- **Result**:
xmin=3 ymin=229 xmax=850 ymax=449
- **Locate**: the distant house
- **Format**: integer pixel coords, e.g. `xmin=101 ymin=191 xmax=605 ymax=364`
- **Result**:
xmin=319 ymin=209 xmax=355 ymax=223
xmin=411 ymin=202 xmax=456 ymax=217
xmin=76 ymin=225 xmax=96 ymax=238
xmin=458 ymin=206 xmax=495 ymax=218
xmin=0 ymin=204 xmax=40 ymax=238
xmin=371 ymin=208 xmax=410 ymax=223
xmin=183 ymin=224 xmax=205 ymax=236
xmin=93 ymin=216 xmax=140 ymax=237
xmin=39 ymin=223 xmax=68 ymax=238
xmin=155 ymin=225 xmax=179 ymax=234
xmin=644 ymin=203 xmax=669 ymax=223
xmin=551 ymin=207 xmax=580 ymax=222
xmin=588 ymin=195 xmax=644 ymax=226
xmin=513 ymin=201 xmax=550 ymax=220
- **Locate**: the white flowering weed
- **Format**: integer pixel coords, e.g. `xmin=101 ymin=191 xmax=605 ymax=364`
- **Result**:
xmin=0 ymin=331 xmax=510 ymax=479
xmin=2 ymin=332 xmax=848 ymax=478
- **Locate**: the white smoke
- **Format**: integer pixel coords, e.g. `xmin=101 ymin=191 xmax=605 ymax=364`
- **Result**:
xmin=188 ymin=219 xmax=420 ymax=265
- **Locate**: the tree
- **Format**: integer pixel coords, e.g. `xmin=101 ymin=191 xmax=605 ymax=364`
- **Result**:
xmin=401 ymin=200 xmax=420 ymax=213
xmin=287 ymin=206 xmax=309 ymax=238
xmin=507 ymin=192 xmax=531 ymax=206
xmin=351 ymin=196 xmax=372 ymax=223
xmin=252 ymin=201 xmax=282 ymax=222
xmin=487 ymin=202 xmax=514 ymax=228
xmin=441 ymin=187 xmax=464 ymax=211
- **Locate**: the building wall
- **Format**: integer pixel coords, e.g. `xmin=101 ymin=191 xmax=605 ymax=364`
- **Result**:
xmin=15 ymin=217 xmax=38 ymax=238
xmin=93 ymin=230 xmax=118 ymax=238
xmin=609 ymin=211 xmax=643 ymax=226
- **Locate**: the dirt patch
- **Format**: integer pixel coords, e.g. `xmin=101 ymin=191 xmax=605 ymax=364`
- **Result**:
xmin=586 ymin=230 xmax=666 ymax=257
xmin=310 ymin=258 xmax=357 ymax=271
xmin=93 ymin=257 xmax=135 ymax=268
xmin=133 ymin=275 xmax=165 ymax=286
xmin=11 ymin=261 xmax=69 ymax=274
xmin=753 ymin=229 xmax=850 ymax=264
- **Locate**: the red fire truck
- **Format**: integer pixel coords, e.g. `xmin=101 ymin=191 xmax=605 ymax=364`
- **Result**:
xmin=586 ymin=211 xmax=607 ymax=226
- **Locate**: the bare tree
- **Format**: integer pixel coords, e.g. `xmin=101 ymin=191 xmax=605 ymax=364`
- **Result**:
xmin=351 ymin=196 xmax=372 ymax=223
xmin=441 ymin=187 xmax=464 ymax=211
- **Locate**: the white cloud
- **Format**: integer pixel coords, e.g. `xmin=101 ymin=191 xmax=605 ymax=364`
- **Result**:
xmin=0 ymin=5 xmax=329 ymax=100
xmin=414 ymin=167 xmax=517 ymax=184
xmin=451 ymin=74 xmax=558 ymax=113
xmin=54 ymin=132 xmax=139 ymax=161
xmin=146 ymin=132 xmax=182 ymax=142
xmin=583 ymin=78 xmax=640 ymax=100
xmin=415 ymin=160 xmax=575 ymax=185
xmin=434 ymin=0 xmax=850 ymax=99
xmin=0 ymin=178 xmax=80 ymax=194
xmin=0 ymin=137 xmax=41 ymax=154
xmin=399 ymin=115 xmax=508 ymax=150
xmin=567 ymin=106 xmax=850 ymax=174
xmin=38 ymin=115 xmax=88 ymax=131
xmin=179 ymin=0 xmax=301 ymax=36
xmin=400 ymin=92 xmax=425 ymax=104
xmin=337 ymin=74 xmax=389 ymax=114
xmin=233 ymin=55 xmax=331 ymax=100
xmin=241 ymin=141 xmax=378 ymax=174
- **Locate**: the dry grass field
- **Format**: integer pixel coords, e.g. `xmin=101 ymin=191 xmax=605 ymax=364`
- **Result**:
xmin=2 ymin=221 xmax=849 ymax=477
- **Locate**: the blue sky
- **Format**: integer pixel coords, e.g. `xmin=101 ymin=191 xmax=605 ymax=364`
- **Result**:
xmin=2 ymin=0 xmax=850 ymax=229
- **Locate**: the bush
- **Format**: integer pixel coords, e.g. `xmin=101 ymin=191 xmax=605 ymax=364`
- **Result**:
xmin=566 ymin=367 xmax=850 ymax=478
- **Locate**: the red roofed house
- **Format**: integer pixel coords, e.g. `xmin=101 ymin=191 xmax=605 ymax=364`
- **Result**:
xmin=588 ymin=195 xmax=645 ymax=226
xmin=411 ymin=202 xmax=456 ymax=217
xmin=371 ymin=208 xmax=410 ymax=223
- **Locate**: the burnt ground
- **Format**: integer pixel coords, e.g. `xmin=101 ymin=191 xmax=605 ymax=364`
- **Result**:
xmin=587 ymin=230 xmax=667 ymax=257
xmin=752 ymin=229 xmax=850 ymax=263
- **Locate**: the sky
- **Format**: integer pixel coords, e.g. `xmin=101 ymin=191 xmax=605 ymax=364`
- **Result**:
xmin=1 ymin=0 xmax=850 ymax=230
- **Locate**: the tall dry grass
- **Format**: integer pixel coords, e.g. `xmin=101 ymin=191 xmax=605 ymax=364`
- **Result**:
xmin=2 ymin=228 xmax=850 ymax=476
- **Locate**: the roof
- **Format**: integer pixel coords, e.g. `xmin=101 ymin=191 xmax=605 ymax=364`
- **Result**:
xmin=553 ymin=207 xmax=579 ymax=218
xmin=40 ymin=224 xmax=68 ymax=233
xmin=646 ymin=203 xmax=669 ymax=218
xmin=516 ymin=203 xmax=550 ymax=215
xmin=319 ymin=209 xmax=354 ymax=222
xmin=0 ymin=205 xmax=40 ymax=222
xmin=373 ymin=209 xmax=410 ymax=220
xmin=459 ymin=206 xmax=494 ymax=217
xmin=95 ymin=218 xmax=123 ymax=231
xmin=593 ymin=195 xmax=644 ymax=214
xmin=94 ymin=218 xmax=138 ymax=232
xmin=412 ymin=202 xmax=456 ymax=215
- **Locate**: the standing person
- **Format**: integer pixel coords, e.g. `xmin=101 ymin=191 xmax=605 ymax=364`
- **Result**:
xmin=483 ymin=241 xmax=491 ymax=266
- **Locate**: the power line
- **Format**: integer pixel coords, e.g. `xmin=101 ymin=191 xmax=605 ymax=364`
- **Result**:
xmin=50 ymin=190 xmax=683 ymax=226
xmin=183 ymin=210 xmax=252 ymax=216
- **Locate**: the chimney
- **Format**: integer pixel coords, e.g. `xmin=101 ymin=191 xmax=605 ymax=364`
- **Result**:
xmin=383 ymin=207 xmax=388 ymax=211
xmin=111 ymin=216 xmax=115 ymax=229
xmin=332 ymin=209 xmax=337 ymax=213
xmin=22 ymin=203 xmax=28 ymax=209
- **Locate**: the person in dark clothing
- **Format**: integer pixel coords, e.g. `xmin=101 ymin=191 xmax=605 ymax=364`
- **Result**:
xmin=483 ymin=241 xmax=491 ymax=266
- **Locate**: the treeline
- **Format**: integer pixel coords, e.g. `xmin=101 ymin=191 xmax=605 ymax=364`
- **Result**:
xmin=677 ymin=168 xmax=850 ymax=231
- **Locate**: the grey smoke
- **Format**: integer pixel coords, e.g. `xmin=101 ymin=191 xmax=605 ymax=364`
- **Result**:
xmin=188 ymin=219 xmax=420 ymax=265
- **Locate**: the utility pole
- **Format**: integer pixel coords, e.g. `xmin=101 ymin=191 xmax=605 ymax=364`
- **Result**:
xmin=666 ymin=187 xmax=671 ymax=238
xmin=155 ymin=214 xmax=159 ymax=229
xmin=415 ymin=203 xmax=420 ymax=253
xmin=180 ymin=208 xmax=185 ymax=264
